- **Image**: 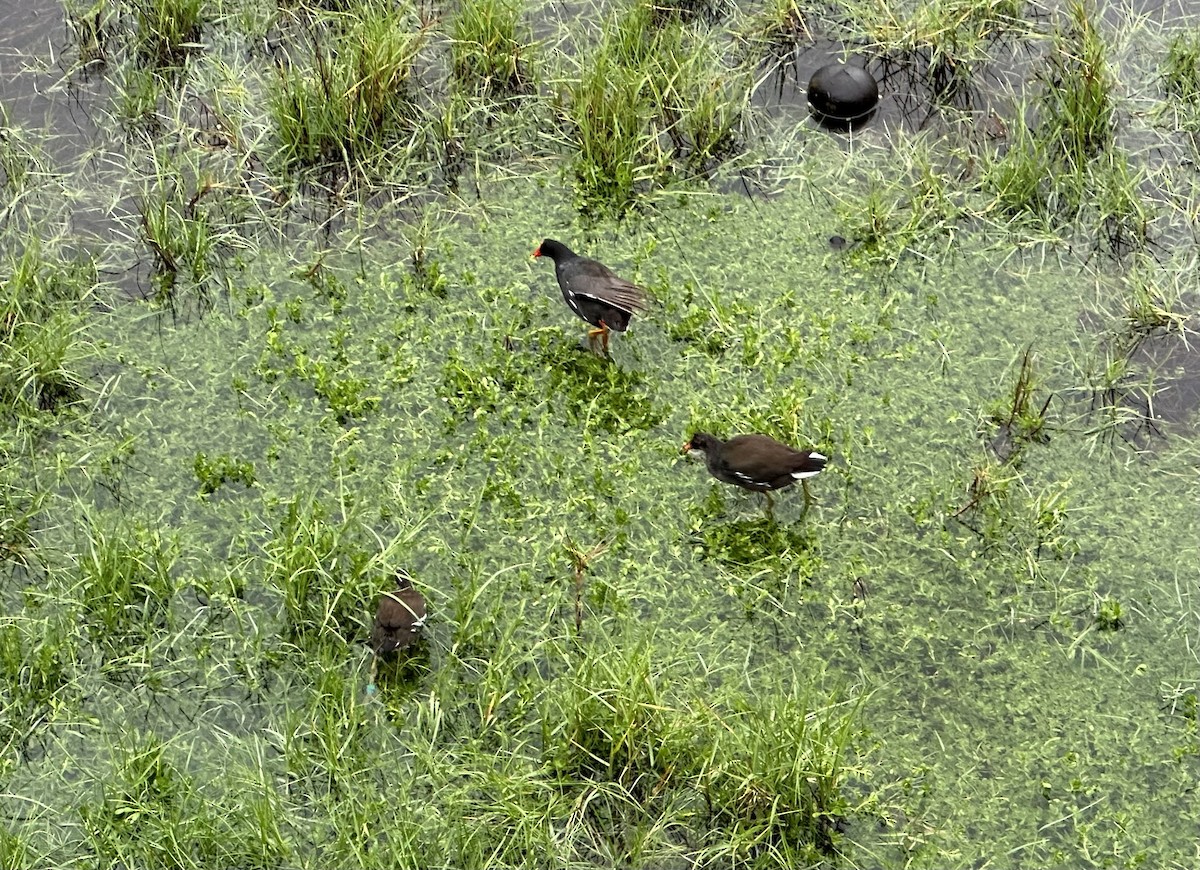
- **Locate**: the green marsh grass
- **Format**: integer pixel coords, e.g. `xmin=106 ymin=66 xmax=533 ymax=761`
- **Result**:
xmin=1117 ymin=253 xmax=1189 ymax=339
xmin=0 ymin=613 xmax=76 ymax=774
xmin=129 ymin=0 xmax=208 ymax=67
xmin=450 ymin=0 xmax=532 ymax=98
xmin=843 ymin=0 xmax=1029 ymax=100
xmin=1039 ymin=0 xmax=1114 ymax=168
xmin=77 ymin=516 xmax=176 ymax=668
xmin=696 ymin=686 xmax=863 ymax=862
xmin=983 ymin=345 xmax=1052 ymax=464
xmin=566 ymin=0 xmax=749 ymax=215
xmin=1160 ymin=29 xmax=1200 ymax=138
xmin=64 ymin=0 xmax=114 ymax=69
xmin=568 ymin=50 xmax=668 ymax=217
xmin=264 ymin=496 xmax=378 ymax=648
xmin=4 ymin=0 xmax=1200 ymax=865
xmin=739 ymin=0 xmax=812 ymax=57
xmin=833 ymin=137 xmax=961 ymax=269
xmin=270 ymin=0 xmax=429 ymax=179
xmin=1162 ymin=28 xmax=1200 ymax=103
xmin=0 ymin=243 xmax=94 ymax=418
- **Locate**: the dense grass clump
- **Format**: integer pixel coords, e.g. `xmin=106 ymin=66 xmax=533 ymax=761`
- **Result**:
xmin=566 ymin=0 xmax=748 ymax=215
xmin=0 ymin=243 xmax=94 ymax=419
xmin=450 ymin=0 xmax=532 ymax=97
xmin=0 ymin=614 xmax=77 ymax=775
xmin=1038 ymin=0 xmax=1115 ymax=169
xmin=1161 ymin=29 xmax=1200 ymax=104
xmin=697 ymin=687 xmax=862 ymax=863
xmin=974 ymin=0 xmax=1152 ymax=251
xmin=541 ymin=638 xmax=863 ymax=864
xmin=129 ymin=0 xmax=208 ymax=67
xmin=77 ymin=517 xmax=176 ymax=666
xmin=545 ymin=640 xmax=702 ymax=790
xmin=846 ymin=0 xmax=1028 ymax=102
xmin=264 ymin=497 xmax=379 ymax=648
xmin=80 ymin=731 xmax=289 ymax=869
xmin=270 ymin=0 xmax=429 ymax=178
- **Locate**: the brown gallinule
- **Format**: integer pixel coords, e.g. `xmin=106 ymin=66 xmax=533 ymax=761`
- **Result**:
xmin=370 ymin=570 xmax=427 ymax=656
xmin=683 ymin=432 xmax=828 ymax=513
xmin=532 ymin=239 xmax=649 ymax=354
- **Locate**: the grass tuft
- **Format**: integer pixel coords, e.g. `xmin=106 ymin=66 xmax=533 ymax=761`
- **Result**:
xmin=565 ymin=1 xmax=748 ymax=216
xmin=450 ymin=0 xmax=533 ymax=98
xmin=1038 ymin=0 xmax=1115 ymax=169
xmin=130 ymin=0 xmax=208 ymax=67
xmin=0 ymin=243 xmax=94 ymax=417
xmin=77 ymin=516 xmax=176 ymax=668
xmin=264 ymin=496 xmax=377 ymax=648
xmin=697 ymin=685 xmax=863 ymax=863
xmin=271 ymin=1 xmax=429 ymax=179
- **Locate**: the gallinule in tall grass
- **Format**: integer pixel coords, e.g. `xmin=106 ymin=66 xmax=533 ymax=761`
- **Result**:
xmin=533 ymin=239 xmax=649 ymax=354
xmin=366 ymin=570 xmax=427 ymax=695
xmin=370 ymin=570 xmax=427 ymax=656
xmin=683 ymin=432 xmax=828 ymax=514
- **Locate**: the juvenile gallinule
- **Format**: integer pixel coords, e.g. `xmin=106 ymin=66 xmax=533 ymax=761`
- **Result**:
xmin=683 ymin=432 xmax=828 ymax=513
xmin=370 ymin=570 xmax=427 ymax=656
xmin=533 ymin=239 xmax=650 ymax=354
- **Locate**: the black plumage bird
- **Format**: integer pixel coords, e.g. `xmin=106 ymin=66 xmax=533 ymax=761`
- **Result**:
xmin=683 ymin=432 xmax=828 ymax=513
xmin=533 ymin=238 xmax=650 ymax=354
xmin=370 ymin=571 xmax=427 ymax=656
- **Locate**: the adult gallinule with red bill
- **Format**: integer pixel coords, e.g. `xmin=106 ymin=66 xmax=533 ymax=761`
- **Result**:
xmin=533 ymin=239 xmax=649 ymax=354
xmin=370 ymin=570 xmax=427 ymax=656
xmin=683 ymin=432 xmax=828 ymax=513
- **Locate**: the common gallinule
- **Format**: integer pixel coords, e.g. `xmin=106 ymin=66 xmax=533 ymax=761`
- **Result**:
xmin=532 ymin=239 xmax=649 ymax=354
xmin=370 ymin=570 xmax=427 ymax=656
xmin=683 ymin=432 xmax=828 ymax=513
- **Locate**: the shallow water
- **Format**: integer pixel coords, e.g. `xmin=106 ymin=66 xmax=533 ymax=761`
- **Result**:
xmin=2 ymin=0 xmax=1199 ymax=867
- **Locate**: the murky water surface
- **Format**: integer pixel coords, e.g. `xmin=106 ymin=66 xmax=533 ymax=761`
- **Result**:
xmin=1 ymin=0 xmax=1198 ymax=867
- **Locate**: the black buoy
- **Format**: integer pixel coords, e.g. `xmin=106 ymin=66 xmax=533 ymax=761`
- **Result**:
xmin=807 ymin=63 xmax=879 ymax=126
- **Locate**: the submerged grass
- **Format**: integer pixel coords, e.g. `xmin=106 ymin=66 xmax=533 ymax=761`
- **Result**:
xmin=2 ymin=0 xmax=1200 ymax=866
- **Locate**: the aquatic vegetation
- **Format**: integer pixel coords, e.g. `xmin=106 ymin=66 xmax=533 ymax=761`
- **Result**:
xmin=129 ymin=0 xmax=208 ymax=67
xmin=450 ymin=0 xmax=533 ymax=98
xmin=1094 ymin=596 xmax=1123 ymax=631
xmin=77 ymin=516 xmax=177 ymax=669
xmin=264 ymin=496 xmax=377 ymax=648
xmin=696 ymin=686 xmax=863 ymax=862
xmin=566 ymin=1 xmax=748 ymax=215
xmin=193 ymin=451 xmax=257 ymax=495
xmin=1 ymin=0 xmax=1199 ymax=865
xmin=270 ymin=0 xmax=429 ymax=178
xmin=845 ymin=0 xmax=1030 ymax=102
xmin=983 ymin=345 xmax=1052 ymax=465
xmin=0 ymin=243 xmax=94 ymax=418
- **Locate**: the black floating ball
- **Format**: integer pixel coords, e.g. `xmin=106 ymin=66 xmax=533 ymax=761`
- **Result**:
xmin=807 ymin=63 xmax=879 ymax=122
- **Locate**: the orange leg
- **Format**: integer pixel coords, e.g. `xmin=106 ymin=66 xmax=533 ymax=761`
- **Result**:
xmin=587 ymin=321 xmax=611 ymax=355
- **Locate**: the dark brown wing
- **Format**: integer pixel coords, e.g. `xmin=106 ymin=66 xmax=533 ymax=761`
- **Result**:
xmin=560 ymin=257 xmax=650 ymax=314
xmin=720 ymin=435 xmax=826 ymax=488
xmin=371 ymin=588 xmax=426 ymax=654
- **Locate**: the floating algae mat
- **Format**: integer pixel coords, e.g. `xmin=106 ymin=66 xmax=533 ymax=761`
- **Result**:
xmin=1 ymin=0 xmax=1198 ymax=866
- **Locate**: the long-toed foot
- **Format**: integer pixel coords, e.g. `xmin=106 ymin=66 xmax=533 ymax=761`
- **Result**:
xmin=801 ymin=480 xmax=819 ymax=511
xmin=587 ymin=322 xmax=611 ymax=355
